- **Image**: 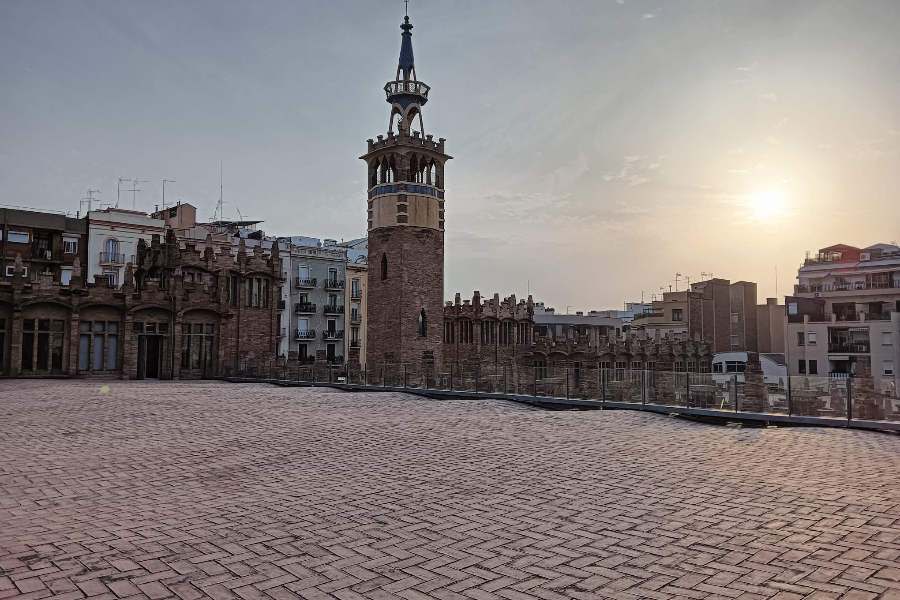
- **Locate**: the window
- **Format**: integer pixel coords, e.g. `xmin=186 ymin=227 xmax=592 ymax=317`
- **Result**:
xmin=788 ymin=302 xmax=798 ymax=315
xmin=328 ymin=293 xmax=338 ymax=308
xmin=79 ymin=321 xmax=120 ymax=372
xmin=21 ymin=318 xmax=65 ymax=374
xmin=797 ymin=332 xmax=805 ymax=346
xmin=798 ymin=360 xmax=806 ymax=374
xmin=230 ymin=275 xmax=238 ymax=307
xmin=351 ymin=278 xmax=360 ymax=297
xmin=883 ymin=332 xmax=893 ymax=346
xmin=885 ymin=360 xmax=895 ymax=376
xmin=713 ymin=362 xmax=723 ymax=373
xmin=444 ymin=320 xmax=454 ymax=343
xmin=672 ymin=309 xmax=683 ymax=322
xmin=60 ymin=267 xmax=73 ymax=286
xmin=8 ymin=231 xmax=29 ymax=244
xmin=244 ymin=277 xmax=268 ymax=308
xmin=460 ymin=320 xmax=473 ymax=344
xmin=381 ymin=253 xmax=388 ymax=280
xmin=534 ymin=359 xmax=547 ymax=380
xmin=808 ymin=332 xmax=817 ymax=345
xmin=104 ymin=271 xmax=118 ymax=287
xmin=631 ymin=361 xmax=641 ymax=371
xmin=5 ymin=265 xmax=27 ymax=277
xmin=34 ymin=232 xmax=51 ymax=258
xmin=615 ymin=361 xmax=627 ymax=381
xmin=731 ymin=313 xmax=739 ymax=323
xmin=730 ymin=335 xmax=739 ymax=349
xmin=809 ymin=359 xmax=818 ymax=375
xmin=418 ymin=308 xmax=427 ymax=337
xmin=481 ymin=321 xmax=495 ymax=345
xmin=675 ymin=361 xmax=685 ymax=372
xmin=725 ymin=361 xmax=745 ymax=373
xmin=181 ymin=323 xmax=216 ymax=373
xmin=63 ymin=237 xmax=78 ymax=254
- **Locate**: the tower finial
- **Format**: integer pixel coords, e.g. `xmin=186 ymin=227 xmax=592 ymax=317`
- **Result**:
xmin=405 ymin=0 xmax=408 ymax=16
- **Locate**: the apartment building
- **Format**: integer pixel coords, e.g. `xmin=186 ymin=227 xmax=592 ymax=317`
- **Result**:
xmin=532 ymin=302 xmax=624 ymax=339
xmin=323 ymin=238 xmax=369 ymax=365
xmin=0 ymin=207 xmax=88 ymax=285
xmin=87 ymin=208 xmax=165 ymax=287
xmin=786 ymin=242 xmax=900 ymax=396
xmin=285 ymin=238 xmax=348 ymax=364
xmin=757 ymin=298 xmax=785 ymax=353
xmin=630 ymin=278 xmax=757 ymax=352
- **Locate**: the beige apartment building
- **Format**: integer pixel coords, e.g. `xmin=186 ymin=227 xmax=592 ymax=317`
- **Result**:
xmin=631 ymin=278 xmax=758 ymax=352
xmin=785 ymin=243 xmax=900 ymax=396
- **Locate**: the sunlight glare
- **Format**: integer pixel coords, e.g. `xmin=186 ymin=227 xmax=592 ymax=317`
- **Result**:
xmin=749 ymin=189 xmax=787 ymax=220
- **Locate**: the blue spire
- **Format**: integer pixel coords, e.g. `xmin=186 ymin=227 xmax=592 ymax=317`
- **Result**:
xmin=399 ymin=16 xmax=415 ymax=79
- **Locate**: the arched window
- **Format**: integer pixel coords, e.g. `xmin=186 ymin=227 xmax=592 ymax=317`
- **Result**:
xmin=418 ymin=308 xmax=427 ymax=338
xmin=104 ymin=238 xmax=119 ymax=262
xmin=381 ymin=253 xmax=388 ymax=280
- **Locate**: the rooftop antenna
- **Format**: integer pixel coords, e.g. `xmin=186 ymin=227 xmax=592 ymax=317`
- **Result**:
xmin=405 ymin=0 xmax=409 ymax=16
xmin=673 ymin=272 xmax=682 ymax=292
xmin=80 ymin=189 xmax=100 ymax=215
xmin=213 ymin=161 xmax=226 ymax=222
xmin=685 ymin=275 xmax=692 ymax=288
xmin=162 ymin=180 xmax=176 ymax=211
xmin=117 ymin=177 xmax=131 ymax=208
xmin=130 ymin=178 xmax=147 ymax=210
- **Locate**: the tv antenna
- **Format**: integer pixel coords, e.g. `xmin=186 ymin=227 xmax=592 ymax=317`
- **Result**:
xmin=80 ymin=189 xmax=100 ymax=215
xmin=117 ymin=177 xmax=131 ymax=208
xmin=129 ymin=178 xmax=147 ymax=210
xmin=163 ymin=180 xmax=176 ymax=211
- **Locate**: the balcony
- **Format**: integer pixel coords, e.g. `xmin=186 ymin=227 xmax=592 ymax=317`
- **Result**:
xmin=294 ymin=302 xmax=316 ymax=314
xmin=276 ymin=299 xmax=286 ymax=310
xmin=297 ymin=355 xmax=315 ymax=364
xmin=350 ymin=312 xmax=362 ymax=324
xmin=324 ymin=304 xmax=344 ymax=315
xmin=295 ymin=329 xmax=316 ymax=341
xmin=350 ymin=340 xmax=361 ymax=348
xmin=350 ymin=289 xmax=362 ymax=300
xmin=295 ymin=277 xmax=317 ymax=289
xmin=327 ymin=356 xmax=344 ymax=365
xmin=99 ymin=252 xmax=127 ymax=265
xmin=324 ymin=279 xmax=345 ymax=290
xmin=794 ymin=280 xmax=899 ymax=295
xmin=384 ymin=79 xmax=430 ymax=100
xmin=276 ymin=327 xmax=287 ymax=338
xmin=323 ymin=330 xmax=344 ymax=341
xmin=278 ymin=271 xmax=288 ymax=282
xmin=632 ymin=309 xmax=664 ymax=321
xmin=865 ymin=312 xmax=893 ymax=321
xmin=31 ymin=249 xmax=57 ymax=262
xmin=828 ymin=341 xmax=870 ymax=353
xmin=825 ymin=313 xmax=860 ymax=322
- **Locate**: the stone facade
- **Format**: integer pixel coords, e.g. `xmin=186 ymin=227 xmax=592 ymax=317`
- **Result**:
xmin=0 ymin=230 xmax=280 ymax=379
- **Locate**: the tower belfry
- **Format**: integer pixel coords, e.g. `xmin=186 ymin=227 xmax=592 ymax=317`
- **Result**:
xmin=362 ymin=12 xmax=451 ymax=374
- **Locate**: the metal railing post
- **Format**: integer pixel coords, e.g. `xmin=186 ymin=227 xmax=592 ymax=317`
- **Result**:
xmin=566 ymin=368 xmax=570 ymax=399
xmin=450 ymin=364 xmax=453 ymax=391
xmin=475 ymin=364 xmax=479 ymax=393
xmin=786 ymin=375 xmax=792 ymax=416
xmin=533 ymin=367 xmax=537 ymax=397
xmin=733 ymin=374 xmax=738 ymax=412
xmin=503 ymin=366 xmax=507 ymax=395
xmin=403 ymin=363 xmax=407 ymax=389
xmin=641 ymin=371 xmax=646 ymax=406
xmin=426 ymin=364 xmax=430 ymax=390
xmin=381 ymin=366 xmax=385 ymax=387
xmin=685 ymin=373 xmax=691 ymax=408
xmin=846 ymin=376 xmax=853 ymax=424
xmin=363 ymin=363 xmax=367 ymax=386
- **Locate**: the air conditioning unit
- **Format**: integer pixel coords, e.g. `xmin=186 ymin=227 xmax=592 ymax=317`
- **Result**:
xmin=860 ymin=252 xmax=871 ymax=260
xmin=814 ymin=292 xmax=822 ymax=298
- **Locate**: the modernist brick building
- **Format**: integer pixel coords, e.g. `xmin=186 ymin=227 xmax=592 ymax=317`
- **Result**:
xmin=363 ymin=15 xmax=450 ymax=372
xmin=0 ymin=230 xmax=280 ymax=379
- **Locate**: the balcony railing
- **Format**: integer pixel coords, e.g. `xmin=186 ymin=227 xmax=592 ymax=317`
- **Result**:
xmin=825 ymin=313 xmax=860 ymax=322
xmin=632 ymin=309 xmax=664 ymax=321
xmin=327 ymin=356 xmax=344 ymax=365
xmin=350 ymin=313 xmax=362 ymax=324
xmin=324 ymin=279 xmax=345 ymax=290
xmin=865 ymin=312 xmax=893 ymax=321
xmin=827 ymin=342 xmax=870 ymax=353
xmin=100 ymin=252 xmax=126 ymax=264
xmin=324 ymin=305 xmax=345 ymax=314
xmin=350 ymin=340 xmax=361 ymax=348
xmin=794 ymin=280 xmax=899 ymax=293
xmin=323 ymin=330 xmax=345 ymax=341
xmin=351 ymin=289 xmax=362 ymax=300
xmin=294 ymin=303 xmax=316 ymax=314
xmin=384 ymin=80 xmax=430 ymax=99
xmin=295 ymin=277 xmax=317 ymax=288
xmin=297 ymin=355 xmax=315 ymax=364
xmin=295 ymin=329 xmax=316 ymax=340
xmin=276 ymin=327 xmax=287 ymax=338
xmin=276 ymin=300 xmax=286 ymax=310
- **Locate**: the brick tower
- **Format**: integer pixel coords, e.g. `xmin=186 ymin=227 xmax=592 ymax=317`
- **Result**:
xmin=362 ymin=13 xmax=451 ymax=374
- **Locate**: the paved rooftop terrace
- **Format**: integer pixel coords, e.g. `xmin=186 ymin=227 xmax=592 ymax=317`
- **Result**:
xmin=2 ymin=381 xmax=900 ymax=600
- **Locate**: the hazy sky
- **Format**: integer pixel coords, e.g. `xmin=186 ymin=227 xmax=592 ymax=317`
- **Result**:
xmin=2 ymin=1 xmax=899 ymax=311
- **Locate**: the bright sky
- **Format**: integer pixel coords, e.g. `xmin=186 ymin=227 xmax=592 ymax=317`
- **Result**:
xmin=2 ymin=1 xmax=899 ymax=311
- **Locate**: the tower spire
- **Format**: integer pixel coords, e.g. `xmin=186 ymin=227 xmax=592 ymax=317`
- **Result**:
xmin=398 ymin=15 xmax=415 ymax=81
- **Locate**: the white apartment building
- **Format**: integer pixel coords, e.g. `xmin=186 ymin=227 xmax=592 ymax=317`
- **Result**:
xmin=86 ymin=209 xmax=165 ymax=287
xmin=786 ymin=243 xmax=900 ymax=398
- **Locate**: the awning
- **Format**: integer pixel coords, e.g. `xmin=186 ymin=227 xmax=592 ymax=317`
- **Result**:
xmin=829 ymin=355 xmax=850 ymax=360
xmin=849 ymin=327 xmax=868 ymax=332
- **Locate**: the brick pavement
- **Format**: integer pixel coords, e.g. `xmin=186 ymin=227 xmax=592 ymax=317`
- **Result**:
xmin=1 ymin=381 xmax=900 ymax=600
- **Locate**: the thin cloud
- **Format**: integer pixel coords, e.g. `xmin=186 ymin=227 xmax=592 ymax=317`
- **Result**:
xmin=766 ymin=136 xmax=781 ymax=145
xmin=728 ymin=148 xmax=745 ymax=155
xmin=774 ymin=117 xmax=788 ymax=129
xmin=736 ymin=62 xmax=758 ymax=71
xmin=641 ymin=13 xmax=655 ymax=19
xmin=757 ymin=93 xmax=778 ymax=103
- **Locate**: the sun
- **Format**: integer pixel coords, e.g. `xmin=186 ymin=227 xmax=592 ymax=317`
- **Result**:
xmin=749 ymin=189 xmax=787 ymax=220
